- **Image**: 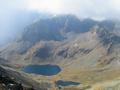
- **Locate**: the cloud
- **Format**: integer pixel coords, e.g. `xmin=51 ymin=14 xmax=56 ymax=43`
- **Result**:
xmin=0 ymin=0 xmax=38 ymax=43
xmin=58 ymin=0 xmax=120 ymax=19
xmin=24 ymin=0 xmax=120 ymax=19
xmin=0 ymin=0 xmax=120 ymax=24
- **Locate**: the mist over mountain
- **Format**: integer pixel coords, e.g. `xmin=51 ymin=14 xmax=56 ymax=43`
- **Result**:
xmin=0 ymin=14 xmax=119 ymax=63
xmin=0 ymin=10 xmax=53 ymax=46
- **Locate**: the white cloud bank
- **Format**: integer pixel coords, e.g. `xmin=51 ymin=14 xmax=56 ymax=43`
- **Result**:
xmin=25 ymin=0 xmax=120 ymax=19
xmin=1 ymin=0 xmax=120 ymax=21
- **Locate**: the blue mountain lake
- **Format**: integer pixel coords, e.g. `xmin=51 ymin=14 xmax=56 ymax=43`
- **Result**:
xmin=23 ymin=64 xmax=61 ymax=76
xmin=56 ymin=80 xmax=80 ymax=86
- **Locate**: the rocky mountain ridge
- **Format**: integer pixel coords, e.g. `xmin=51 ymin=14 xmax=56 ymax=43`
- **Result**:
xmin=0 ymin=15 xmax=120 ymax=90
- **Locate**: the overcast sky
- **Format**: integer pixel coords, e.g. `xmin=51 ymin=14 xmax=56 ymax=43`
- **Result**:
xmin=1 ymin=0 xmax=120 ymax=19
xmin=0 ymin=0 xmax=120 ymax=43
xmin=25 ymin=0 xmax=120 ymax=19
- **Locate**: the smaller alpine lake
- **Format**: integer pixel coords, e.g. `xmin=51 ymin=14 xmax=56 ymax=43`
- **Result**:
xmin=22 ymin=64 xmax=61 ymax=76
xmin=55 ymin=80 xmax=80 ymax=86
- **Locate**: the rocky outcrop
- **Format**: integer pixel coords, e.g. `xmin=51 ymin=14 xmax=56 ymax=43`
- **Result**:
xmin=0 ymin=66 xmax=49 ymax=90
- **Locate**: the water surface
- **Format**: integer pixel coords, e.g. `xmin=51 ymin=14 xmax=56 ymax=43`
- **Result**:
xmin=56 ymin=80 xmax=80 ymax=86
xmin=23 ymin=64 xmax=61 ymax=76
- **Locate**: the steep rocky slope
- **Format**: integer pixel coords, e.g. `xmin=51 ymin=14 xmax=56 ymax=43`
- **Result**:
xmin=0 ymin=65 xmax=53 ymax=90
